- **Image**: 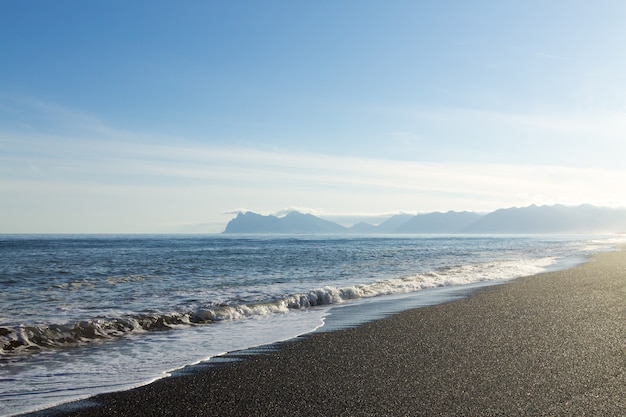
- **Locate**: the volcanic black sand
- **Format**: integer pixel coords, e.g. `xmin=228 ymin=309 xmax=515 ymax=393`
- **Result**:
xmin=22 ymin=249 xmax=626 ymax=416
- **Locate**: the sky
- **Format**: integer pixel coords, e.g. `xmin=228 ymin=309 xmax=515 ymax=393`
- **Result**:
xmin=2 ymin=1 xmax=626 ymax=233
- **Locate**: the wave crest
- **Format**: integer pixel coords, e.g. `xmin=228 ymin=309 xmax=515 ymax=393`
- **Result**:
xmin=1 ymin=257 xmax=555 ymax=355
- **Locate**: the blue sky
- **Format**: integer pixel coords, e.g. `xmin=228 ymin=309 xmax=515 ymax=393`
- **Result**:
xmin=2 ymin=1 xmax=626 ymax=233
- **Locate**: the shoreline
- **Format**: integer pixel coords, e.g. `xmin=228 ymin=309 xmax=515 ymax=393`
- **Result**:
xmin=20 ymin=248 xmax=626 ymax=416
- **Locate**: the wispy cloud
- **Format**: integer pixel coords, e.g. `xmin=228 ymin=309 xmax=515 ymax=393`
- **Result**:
xmin=271 ymin=207 xmax=321 ymax=217
xmin=3 ymin=97 xmax=626 ymax=232
xmin=4 ymin=125 xmax=624 ymax=209
xmin=0 ymin=95 xmax=143 ymax=141
xmin=409 ymin=106 xmax=626 ymax=139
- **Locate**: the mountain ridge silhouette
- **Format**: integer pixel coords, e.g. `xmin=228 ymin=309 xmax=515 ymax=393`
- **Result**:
xmin=223 ymin=204 xmax=626 ymax=234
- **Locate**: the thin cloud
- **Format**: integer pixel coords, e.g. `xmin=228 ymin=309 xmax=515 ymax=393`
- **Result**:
xmin=4 ymin=126 xmax=626 ymax=209
xmin=410 ymin=106 xmax=626 ymax=139
xmin=272 ymin=207 xmax=321 ymax=217
xmin=3 ymin=98 xmax=626 ymax=232
xmin=223 ymin=208 xmax=254 ymax=215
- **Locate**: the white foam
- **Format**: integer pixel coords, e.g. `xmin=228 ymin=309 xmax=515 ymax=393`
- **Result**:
xmin=0 ymin=309 xmax=328 ymax=417
xmin=0 ymin=255 xmax=559 ymax=357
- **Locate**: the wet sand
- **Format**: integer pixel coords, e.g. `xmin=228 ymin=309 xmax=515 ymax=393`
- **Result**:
xmin=23 ymin=248 xmax=626 ymax=416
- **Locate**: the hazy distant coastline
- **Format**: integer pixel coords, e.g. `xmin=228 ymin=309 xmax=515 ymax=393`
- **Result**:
xmin=224 ymin=204 xmax=626 ymax=234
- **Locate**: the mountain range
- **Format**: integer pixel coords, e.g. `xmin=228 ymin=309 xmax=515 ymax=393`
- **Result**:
xmin=223 ymin=204 xmax=626 ymax=234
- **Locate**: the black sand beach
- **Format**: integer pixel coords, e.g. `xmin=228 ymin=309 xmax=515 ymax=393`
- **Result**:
xmin=23 ymin=249 xmax=626 ymax=416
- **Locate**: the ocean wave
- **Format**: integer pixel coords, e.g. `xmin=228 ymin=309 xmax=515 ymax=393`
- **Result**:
xmin=1 ymin=256 xmax=555 ymax=355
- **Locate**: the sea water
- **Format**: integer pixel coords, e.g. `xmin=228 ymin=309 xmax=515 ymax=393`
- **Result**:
xmin=0 ymin=234 xmax=623 ymax=416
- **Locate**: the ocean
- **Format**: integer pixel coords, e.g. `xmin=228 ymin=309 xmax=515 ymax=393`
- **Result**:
xmin=1 ymin=234 xmax=623 ymax=416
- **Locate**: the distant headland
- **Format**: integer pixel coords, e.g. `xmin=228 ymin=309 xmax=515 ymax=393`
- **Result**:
xmin=223 ymin=204 xmax=626 ymax=234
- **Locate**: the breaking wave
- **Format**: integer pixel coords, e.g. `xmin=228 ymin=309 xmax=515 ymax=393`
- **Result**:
xmin=1 ymin=256 xmax=555 ymax=355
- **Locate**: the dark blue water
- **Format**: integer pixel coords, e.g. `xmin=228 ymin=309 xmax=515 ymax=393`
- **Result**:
xmin=1 ymin=234 xmax=622 ymax=416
